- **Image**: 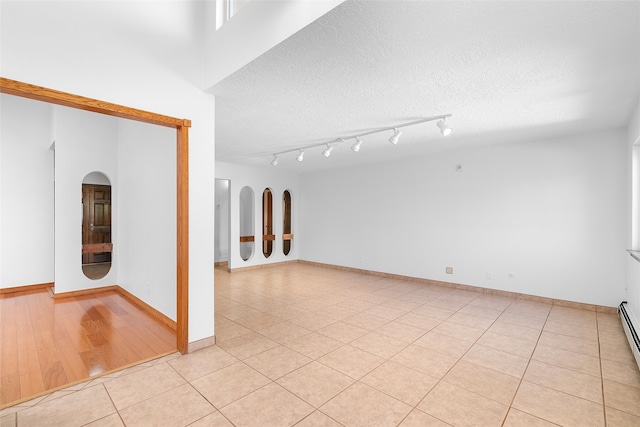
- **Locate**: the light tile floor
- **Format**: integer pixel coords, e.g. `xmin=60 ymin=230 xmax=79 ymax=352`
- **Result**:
xmin=2 ymin=263 xmax=640 ymax=426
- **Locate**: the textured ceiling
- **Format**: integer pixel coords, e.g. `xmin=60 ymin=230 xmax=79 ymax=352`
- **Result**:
xmin=212 ymin=0 xmax=640 ymax=172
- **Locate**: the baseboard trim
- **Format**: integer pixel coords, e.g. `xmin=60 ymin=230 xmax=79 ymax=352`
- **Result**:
xmin=297 ymin=260 xmax=617 ymax=314
xmin=116 ymin=286 xmax=177 ymax=331
xmin=187 ymin=336 xmax=216 ymax=353
xmin=0 ymin=350 xmax=178 ymax=410
xmin=228 ymin=259 xmax=298 ymax=272
xmin=53 ymin=285 xmax=119 ymax=299
xmin=0 ymin=282 xmax=54 ymax=295
xmin=54 ymin=284 xmax=177 ymax=331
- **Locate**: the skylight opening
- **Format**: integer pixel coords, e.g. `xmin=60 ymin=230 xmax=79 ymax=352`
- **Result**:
xmin=216 ymin=0 xmax=251 ymax=30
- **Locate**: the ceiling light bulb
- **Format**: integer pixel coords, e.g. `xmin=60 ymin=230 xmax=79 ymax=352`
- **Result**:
xmin=437 ymin=120 xmax=452 ymax=136
xmin=389 ymin=128 xmax=401 ymax=145
xmin=296 ymin=150 xmax=304 ymax=162
xmin=270 ymin=155 xmax=278 ymax=167
xmin=351 ymin=137 xmax=363 ymax=152
xmin=322 ymin=144 xmax=333 ymax=158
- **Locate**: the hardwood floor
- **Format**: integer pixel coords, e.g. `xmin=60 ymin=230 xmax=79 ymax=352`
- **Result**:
xmin=0 ymin=288 xmax=176 ymax=407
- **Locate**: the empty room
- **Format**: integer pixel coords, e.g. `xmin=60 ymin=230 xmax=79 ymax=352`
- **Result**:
xmin=1 ymin=1 xmax=640 ymax=426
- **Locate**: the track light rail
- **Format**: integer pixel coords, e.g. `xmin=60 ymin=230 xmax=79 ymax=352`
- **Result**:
xmin=270 ymin=113 xmax=452 ymax=166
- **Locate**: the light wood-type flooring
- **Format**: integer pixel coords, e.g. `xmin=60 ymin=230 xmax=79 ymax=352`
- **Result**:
xmin=0 ymin=288 xmax=176 ymax=407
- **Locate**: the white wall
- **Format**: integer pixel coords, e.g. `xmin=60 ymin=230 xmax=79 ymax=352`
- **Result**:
xmin=216 ymin=161 xmax=299 ymax=269
xmin=300 ymin=130 xmax=627 ymax=307
xmin=54 ymin=106 xmax=119 ymax=293
xmin=0 ymin=94 xmax=54 ymax=288
xmin=1 ymin=0 xmax=215 ymax=344
xmin=626 ymin=99 xmax=640 ymax=326
xmin=117 ymin=120 xmax=176 ymax=319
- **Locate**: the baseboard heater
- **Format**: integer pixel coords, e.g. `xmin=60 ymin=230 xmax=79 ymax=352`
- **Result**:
xmin=618 ymin=302 xmax=640 ymax=370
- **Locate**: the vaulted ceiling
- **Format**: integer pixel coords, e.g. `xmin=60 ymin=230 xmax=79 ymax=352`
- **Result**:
xmin=212 ymin=0 xmax=640 ymax=172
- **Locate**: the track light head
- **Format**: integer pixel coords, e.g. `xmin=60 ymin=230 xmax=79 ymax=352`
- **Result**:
xmin=437 ymin=120 xmax=452 ymax=136
xmin=351 ymin=137 xmax=363 ymax=153
xmin=271 ymin=155 xmax=278 ymax=167
xmin=322 ymin=144 xmax=333 ymax=158
xmin=296 ymin=150 xmax=304 ymax=162
xmin=389 ymin=128 xmax=401 ymax=145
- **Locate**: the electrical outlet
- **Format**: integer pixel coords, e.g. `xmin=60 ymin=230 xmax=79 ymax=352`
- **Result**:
xmin=445 ymin=267 xmax=453 ymax=274
xmin=486 ymin=272 xmax=492 ymax=280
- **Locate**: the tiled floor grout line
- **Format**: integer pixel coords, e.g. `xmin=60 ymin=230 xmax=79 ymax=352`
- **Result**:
xmin=500 ymin=302 xmax=552 ymax=427
xmin=225 ymin=286 xmax=442 ymax=426
xmin=597 ymin=311 xmax=608 ymax=427
xmin=215 ymin=271 xmax=637 ymax=425
xmin=100 ymin=382 xmax=125 ymax=427
xmin=388 ymin=329 xmax=448 ymax=427
xmin=7 ymin=266 xmax=640 ymax=426
xmin=408 ymin=296 xmax=514 ymax=427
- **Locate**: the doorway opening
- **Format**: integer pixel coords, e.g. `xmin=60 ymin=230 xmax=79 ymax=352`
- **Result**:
xmin=0 ymin=77 xmax=191 ymax=354
xmin=215 ymin=179 xmax=230 ymax=268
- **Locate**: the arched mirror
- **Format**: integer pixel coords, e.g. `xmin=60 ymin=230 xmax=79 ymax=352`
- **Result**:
xmin=239 ymin=186 xmax=255 ymax=261
xmin=283 ymin=190 xmax=293 ymax=256
xmin=262 ymin=188 xmax=274 ymax=258
xmin=82 ymin=172 xmax=112 ymax=279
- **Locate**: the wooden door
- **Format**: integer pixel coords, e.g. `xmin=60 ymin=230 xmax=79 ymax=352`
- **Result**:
xmin=82 ymin=184 xmax=112 ymax=264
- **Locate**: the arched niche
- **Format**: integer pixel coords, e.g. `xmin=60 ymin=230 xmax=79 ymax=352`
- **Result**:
xmin=82 ymin=172 xmax=112 ymax=280
xmin=283 ymin=190 xmax=293 ymax=256
xmin=239 ymin=186 xmax=255 ymax=261
xmin=262 ymin=188 xmax=274 ymax=258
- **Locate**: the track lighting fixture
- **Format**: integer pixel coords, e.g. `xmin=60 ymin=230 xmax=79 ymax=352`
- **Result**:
xmin=351 ymin=137 xmax=363 ymax=153
xmin=437 ymin=119 xmax=452 ymax=136
xmin=388 ymin=128 xmax=401 ymax=145
xmin=268 ymin=114 xmax=452 ymax=166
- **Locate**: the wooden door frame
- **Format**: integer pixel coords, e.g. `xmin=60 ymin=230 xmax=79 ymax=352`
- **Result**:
xmin=0 ymin=77 xmax=190 ymax=354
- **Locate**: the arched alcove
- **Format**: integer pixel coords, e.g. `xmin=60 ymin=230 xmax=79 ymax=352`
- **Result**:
xmin=262 ymin=188 xmax=274 ymax=258
xmin=81 ymin=172 xmax=112 ymax=279
xmin=239 ymin=186 xmax=255 ymax=261
xmin=283 ymin=190 xmax=293 ymax=256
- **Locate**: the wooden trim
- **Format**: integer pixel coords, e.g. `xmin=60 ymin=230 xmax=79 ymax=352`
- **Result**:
xmin=54 ymin=285 xmax=119 ymax=299
xmin=52 ymin=284 xmax=177 ymax=330
xmin=116 ymin=286 xmax=177 ymax=331
xmin=282 ymin=233 xmax=294 ymax=240
xmin=0 ymin=77 xmax=187 ymax=128
xmin=1 ymin=77 xmax=190 ymax=354
xmin=0 ymin=282 xmax=54 ymax=295
xmin=240 ymin=235 xmax=255 ymax=243
xmin=262 ymin=234 xmax=276 ymax=241
xmin=296 ymin=260 xmax=617 ymax=313
xmin=176 ymin=124 xmax=189 ymax=354
xmin=82 ymin=243 xmax=113 ymax=254
xmin=228 ymin=259 xmax=298 ymax=273
xmin=0 ymin=350 xmax=177 ymax=410
xmin=187 ymin=336 xmax=216 ymax=353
